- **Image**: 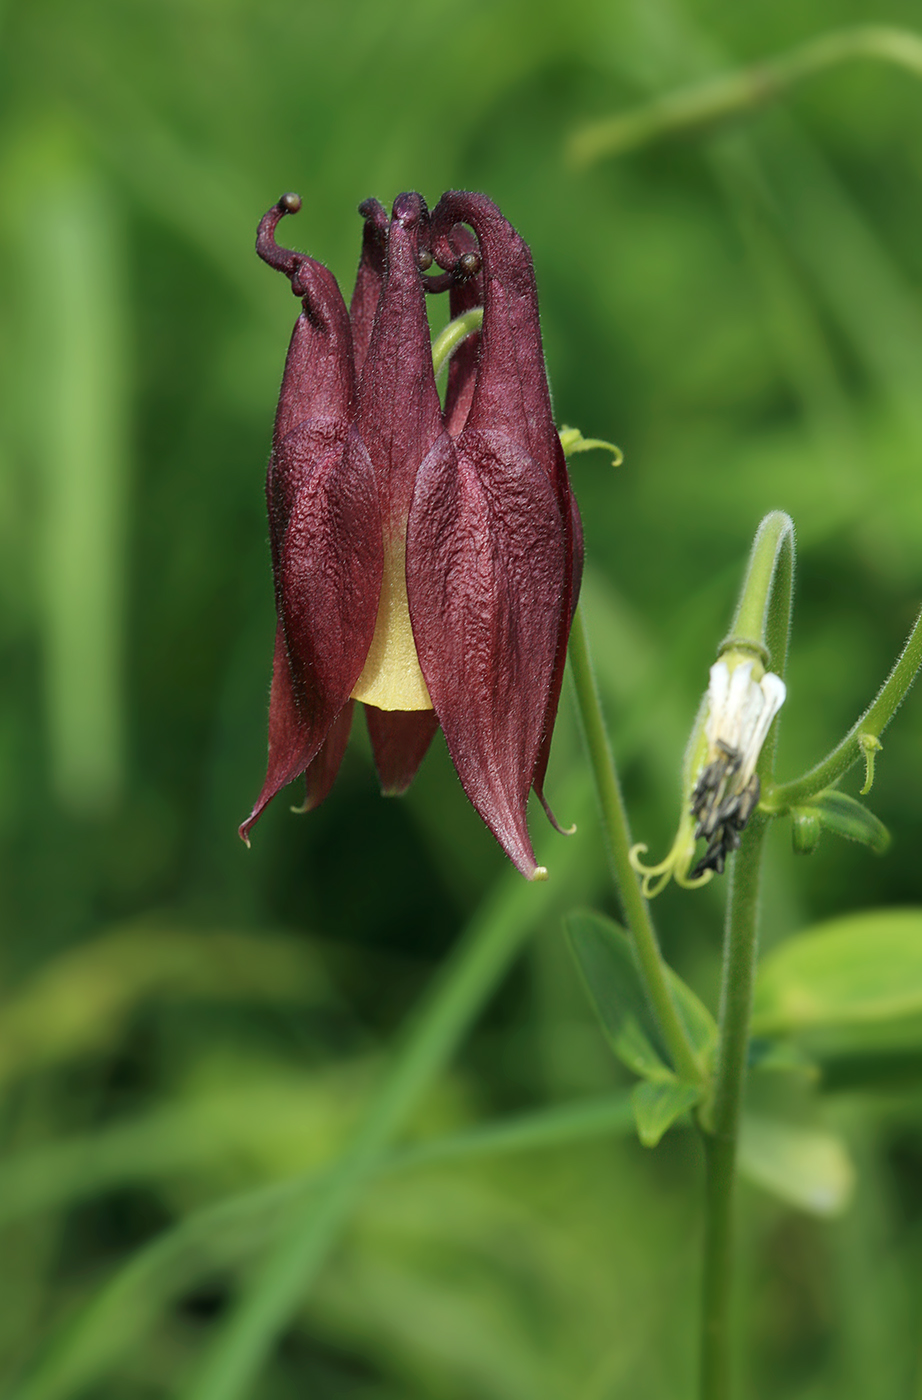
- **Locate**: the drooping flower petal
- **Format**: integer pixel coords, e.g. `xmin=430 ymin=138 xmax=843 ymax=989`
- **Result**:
xmin=441 ymin=226 xmax=483 ymax=438
xmin=241 ymin=197 xmax=382 ymax=840
xmin=349 ymin=197 xmax=387 ymax=377
xmin=408 ymin=429 xmax=565 ymax=879
xmin=241 ymin=427 xmax=382 ymax=839
xmin=365 ymin=706 xmax=439 ymax=795
xmin=297 ymin=701 xmax=355 ymax=813
xmin=426 ymin=191 xmax=580 ymax=853
xmin=240 ymin=624 xmax=316 ymax=842
xmin=350 ymin=193 xmax=448 ymax=715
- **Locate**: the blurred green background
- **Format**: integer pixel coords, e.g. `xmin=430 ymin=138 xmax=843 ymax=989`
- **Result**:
xmin=1 ymin=0 xmax=922 ymax=1395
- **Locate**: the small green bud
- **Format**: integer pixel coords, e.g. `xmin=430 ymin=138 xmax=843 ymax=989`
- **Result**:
xmin=791 ymin=807 xmax=822 ymax=855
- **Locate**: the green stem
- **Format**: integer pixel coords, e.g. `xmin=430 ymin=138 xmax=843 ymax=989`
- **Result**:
xmin=724 ymin=510 xmax=794 ymax=673
xmin=767 ymin=606 xmax=922 ymax=810
xmin=430 ymin=307 xmax=483 ymax=378
xmin=569 ymin=25 xmax=922 ymax=166
xmin=568 ymin=607 xmax=704 ymax=1085
xmin=700 ymin=815 xmax=767 ymax=1400
xmin=177 ymin=858 xmax=584 ymax=1400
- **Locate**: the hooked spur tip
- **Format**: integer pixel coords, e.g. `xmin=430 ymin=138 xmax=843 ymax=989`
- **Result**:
xmin=531 ymin=865 xmax=549 ymax=882
xmin=278 ymin=192 xmax=302 ymax=214
xmin=457 ymin=250 xmax=481 ymax=278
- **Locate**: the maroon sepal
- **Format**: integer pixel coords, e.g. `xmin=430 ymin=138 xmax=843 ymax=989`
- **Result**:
xmin=408 ymin=431 xmax=565 ymax=879
xmin=355 ymin=194 xmax=444 ymax=528
xmin=442 ymin=225 xmax=483 ymax=439
xmin=296 ymin=701 xmax=355 ymax=813
xmin=241 ymin=197 xmax=382 ymax=841
xmin=365 ymin=707 xmax=439 ymax=795
xmin=532 ymin=477 xmax=586 ymax=827
xmin=240 ymin=624 xmax=313 ymax=843
xmin=403 ymin=191 xmax=578 ymax=876
xmin=349 ymin=198 xmax=387 ymax=378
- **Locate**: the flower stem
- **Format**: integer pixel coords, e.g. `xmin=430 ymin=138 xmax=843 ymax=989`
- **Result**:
xmin=700 ymin=813 xmax=767 ymax=1400
xmin=430 ymin=307 xmax=483 ymax=378
xmin=724 ymin=510 xmax=794 ymax=675
xmin=568 ymin=606 xmax=704 ymax=1085
xmin=569 ymin=25 xmax=922 ymax=166
xmin=766 ymin=605 xmax=922 ymax=810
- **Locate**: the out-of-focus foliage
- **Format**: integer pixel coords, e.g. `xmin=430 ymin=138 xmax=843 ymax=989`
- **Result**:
xmin=1 ymin=0 xmax=922 ymax=1396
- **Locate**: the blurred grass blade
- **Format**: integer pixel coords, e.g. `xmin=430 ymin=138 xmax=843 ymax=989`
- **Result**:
xmin=568 ymin=26 xmax=922 ymax=166
xmin=6 ymin=1085 xmax=634 ymax=1400
xmin=175 ymin=833 xmax=594 ymax=1400
xmin=0 ymin=926 xmax=332 ymax=1090
xmin=14 ymin=136 xmax=130 ymax=813
xmin=738 ymin=1114 xmax=855 ymax=1216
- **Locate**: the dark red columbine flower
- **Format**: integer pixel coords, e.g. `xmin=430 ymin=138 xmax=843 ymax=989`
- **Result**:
xmin=240 ymin=189 xmax=583 ymax=880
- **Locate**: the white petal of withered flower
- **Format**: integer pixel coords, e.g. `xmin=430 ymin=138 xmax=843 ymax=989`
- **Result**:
xmin=690 ymin=659 xmax=786 ymax=877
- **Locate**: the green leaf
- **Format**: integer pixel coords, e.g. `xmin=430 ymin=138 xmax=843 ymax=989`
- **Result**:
xmin=632 ymin=1080 xmax=702 ymax=1147
xmin=800 ymin=790 xmax=890 ymax=854
xmin=753 ymin=908 xmax=922 ymax=1038
xmin=565 ymin=910 xmax=717 ymax=1078
xmin=565 ymin=911 xmax=670 ymax=1080
xmin=738 ymin=1115 xmax=855 ymax=1217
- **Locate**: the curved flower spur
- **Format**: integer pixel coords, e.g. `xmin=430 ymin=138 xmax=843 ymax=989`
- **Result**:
xmin=240 ymin=190 xmax=582 ymax=879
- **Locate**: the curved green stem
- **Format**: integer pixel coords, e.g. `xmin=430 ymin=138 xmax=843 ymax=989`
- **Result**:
xmin=430 ymin=307 xmax=483 ymax=378
xmin=723 ymin=510 xmax=794 ymax=675
xmin=569 ymin=25 xmax=922 ymax=166
xmin=700 ymin=815 xmax=767 ymax=1400
xmin=568 ymin=607 xmax=704 ymax=1086
xmin=767 ymin=605 xmax=922 ymax=810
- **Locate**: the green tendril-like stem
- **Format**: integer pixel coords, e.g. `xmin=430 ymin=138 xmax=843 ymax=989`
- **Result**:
xmin=766 ymin=605 xmax=922 ymax=811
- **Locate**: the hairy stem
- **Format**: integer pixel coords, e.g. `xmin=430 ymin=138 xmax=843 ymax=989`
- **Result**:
xmin=700 ymin=815 xmax=767 ymax=1400
xmin=767 ymin=605 xmax=922 ymax=810
xmin=568 ymin=607 xmax=704 ymax=1085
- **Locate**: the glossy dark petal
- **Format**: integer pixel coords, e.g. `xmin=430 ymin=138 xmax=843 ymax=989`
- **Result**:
xmin=431 ymin=191 xmax=583 ymax=824
xmin=430 ymin=192 xmax=559 ymax=474
xmin=407 ymin=429 xmax=566 ymax=879
xmin=355 ymin=193 xmax=444 ymax=527
xmin=365 ymin=706 xmax=439 ymax=795
xmin=242 ymin=427 xmax=382 ymax=840
xmin=256 ymin=197 xmax=355 ymax=447
xmin=278 ymin=425 xmax=382 ymax=701
xmin=240 ymin=624 xmax=313 ymax=842
xmin=442 ymin=225 xmax=484 ymax=439
xmin=349 ymin=198 xmax=387 ymax=378
xmin=298 ymin=701 xmax=355 ymax=812
xmin=532 ymin=488 xmax=585 ymax=817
